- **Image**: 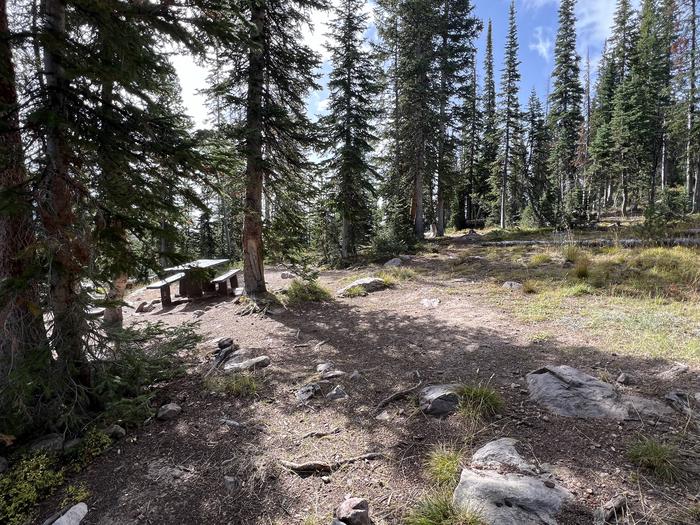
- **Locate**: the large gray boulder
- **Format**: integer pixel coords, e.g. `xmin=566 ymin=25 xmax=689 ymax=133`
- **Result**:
xmin=453 ymin=469 xmax=571 ymax=525
xmin=419 ymin=384 xmax=462 ymax=417
xmin=337 ymin=277 xmax=387 ymax=297
xmin=384 ymin=258 xmax=402 ymax=268
xmin=526 ymin=365 xmax=673 ymax=421
xmin=223 ymin=355 xmax=270 ymax=373
xmin=52 ymin=502 xmax=88 ymax=525
xmin=30 ymin=434 xmax=65 ymax=453
xmin=471 ymin=438 xmax=536 ymax=474
xmin=453 ymin=438 xmax=571 ymax=525
xmin=335 ymin=497 xmax=370 ymax=525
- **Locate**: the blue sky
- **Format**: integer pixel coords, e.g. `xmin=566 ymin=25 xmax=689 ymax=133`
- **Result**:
xmin=176 ymin=0 xmax=634 ymax=128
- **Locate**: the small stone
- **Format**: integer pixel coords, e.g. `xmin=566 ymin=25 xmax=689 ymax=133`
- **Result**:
xmin=616 ymin=372 xmax=633 ymax=385
xmin=544 ymin=480 xmax=555 ymax=488
xmin=0 ymin=456 xmax=8 ymax=474
xmin=502 ymin=281 xmax=524 ymax=291
xmin=105 ymin=424 xmax=126 ymax=440
xmin=326 ymin=385 xmax=348 ymax=401
xmin=375 ymin=410 xmax=392 ymax=421
xmin=420 ymin=298 xmax=440 ymax=308
xmin=193 ymin=309 xmax=205 ymax=318
xmin=656 ymin=362 xmax=689 ymax=380
xmin=335 ymin=497 xmax=370 ymax=525
xmin=317 ymin=362 xmax=334 ymax=373
xmin=384 ymin=258 xmax=402 ymax=267
xmin=157 ymin=403 xmax=182 ymax=421
xmin=349 ymin=370 xmax=362 ymax=381
xmin=220 ymin=418 xmax=242 ymax=428
xmin=30 ymin=433 xmax=64 ymax=453
xmin=223 ymin=355 xmax=270 ymax=373
xmin=218 ymin=338 xmax=233 ymax=350
xmin=52 ymin=502 xmax=88 ymax=525
xmin=281 ymin=271 xmax=297 ymax=279
xmin=297 ymin=383 xmax=321 ymax=402
xmin=419 ymin=384 xmax=461 ymax=417
xmin=321 ymin=370 xmax=346 ymax=380
xmin=135 ymin=301 xmax=149 ymax=313
xmin=224 ymin=475 xmax=239 ymax=491
xmin=322 ymin=475 xmax=331 ymax=484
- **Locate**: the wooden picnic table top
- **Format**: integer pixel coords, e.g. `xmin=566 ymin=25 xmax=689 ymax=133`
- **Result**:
xmin=164 ymin=259 xmax=229 ymax=272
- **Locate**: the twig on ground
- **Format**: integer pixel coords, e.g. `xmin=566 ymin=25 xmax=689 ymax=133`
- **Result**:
xmin=374 ymin=382 xmax=422 ymax=413
xmin=279 ymin=452 xmax=384 ymax=475
xmin=302 ymin=427 xmax=341 ymax=439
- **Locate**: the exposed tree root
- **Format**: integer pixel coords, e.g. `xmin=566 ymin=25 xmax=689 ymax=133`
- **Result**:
xmin=373 ymin=382 xmax=422 ymax=414
xmin=302 ymin=427 xmax=341 ymax=439
xmin=279 ymin=452 xmax=384 ymax=475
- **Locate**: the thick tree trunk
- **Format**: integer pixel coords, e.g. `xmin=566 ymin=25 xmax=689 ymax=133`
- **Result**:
xmin=340 ymin=214 xmax=351 ymax=260
xmin=40 ymin=0 xmax=87 ymax=369
xmin=0 ymin=0 xmax=48 ymax=397
xmin=242 ymin=0 xmax=266 ymax=296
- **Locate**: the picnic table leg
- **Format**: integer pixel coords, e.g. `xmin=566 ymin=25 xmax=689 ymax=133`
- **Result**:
xmin=229 ymin=274 xmax=239 ymax=293
xmin=178 ymin=279 xmax=185 ymax=297
xmin=216 ymin=281 xmax=228 ymax=296
xmin=161 ymin=285 xmax=172 ymax=307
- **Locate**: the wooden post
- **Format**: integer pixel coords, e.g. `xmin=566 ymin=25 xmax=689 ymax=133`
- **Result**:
xmin=160 ymin=285 xmax=172 ymax=307
xmin=217 ymin=281 xmax=228 ymax=296
xmin=230 ymin=274 xmax=239 ymax=293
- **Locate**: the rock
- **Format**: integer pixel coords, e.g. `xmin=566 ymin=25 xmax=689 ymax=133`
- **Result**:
xmin=30 ymin=433 xmax=65 ymax=453
xmin=223 ymin=355 xmax=270 ymax=373
xmin=193 ymin=309 xmax=205 ymax=318
xmin=297 ymin=383 xmax=321 ymax=402
xmin=156 ymin=403 xmax=182 ymax=421
xmin=281 ymin=271 xmax=297 ymax=279
xmin=221 ymin=348 xmax=254 ymax=366
xmin=453 ymin=469 xmax=571 ymax=525
xmin=52 ymin=502 xmax=88 ymax=525
xmin=665 ymin=391 xmax=696 ymax=417
xmin=224 ymin=475 xmax=240 ymax=491
xmin=375 ymin=410 xmax=392 ymax=421
xmin=384 ymin=257 xmax=402 ymax=268
xmin=218 ymin=337 xmax=233 ymax=350
xmin=419 ymin=384 xmax=462 ymax=417
xmin=220 ymin=418 xmax=242 ymax=428
xmin=335 ymin=497 xmax=370 ymax=525
xmin=616 ymin=372 xmax=633 ymax=385
xmin=656 ymin=362 xmax=689 ymax=380
xmin=317 ymin=362 xmax=334 ymax=373
xmin=420 ymin=298 xmax=441 ymax=308
xmin=502 ymin=281 xmax=524 ymax=292
xmin=399 ymin=254 xmax=412 ymax=261
xmin=349 ymin=370 xmax=362 ymax=381
xmin=471 ymin=438 xmax=536 ymax=475
xmin=0 ymin=456 xmax=8 ymax=474
xmin=63 ymin=439 xmax=81 ymax=453
xmin=326 ymin=385 xmax=348 ymax=400
xmin=105 ymin=424 xmax=126 ymax=440
xmin=527 ymin=366 xmax=632 ymax=420
xmin=337 ymin=277 xmax=387 ymax=297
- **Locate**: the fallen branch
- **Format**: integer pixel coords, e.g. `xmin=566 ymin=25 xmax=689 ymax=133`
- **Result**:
xmin=302 ymin=427 xmax=341 ymax=439
xmin=280 ymin=452 xmax=383 ymax=475
xmin=374 ymin=382 xmax=422 ymax=413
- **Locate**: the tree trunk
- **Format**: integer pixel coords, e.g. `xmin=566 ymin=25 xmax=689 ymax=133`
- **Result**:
xmin=500 ymin=127 xmax=510 ymax=229
xmin=340 ymin=214 xmax=351 ymax=259
xmin=687 ymin=0 xmax=697 ymax=205
xmin=39 ymin=0 xmax=87 ymax=370
xmin=242 ymin=0 xmax=266 ymax=296
xmin=0 ymin=0 xmax=48 ymax=399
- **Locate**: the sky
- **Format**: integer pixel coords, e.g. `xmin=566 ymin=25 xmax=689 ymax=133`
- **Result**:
xmin=174 ymin=0 xmax=636 ymax=129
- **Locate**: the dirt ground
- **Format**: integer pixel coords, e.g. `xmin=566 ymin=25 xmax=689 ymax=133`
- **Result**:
xmin=40 ymin=240 xmax=700 ymax=525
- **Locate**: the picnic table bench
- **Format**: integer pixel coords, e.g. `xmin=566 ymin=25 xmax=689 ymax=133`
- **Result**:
xmin=211 ymin=268 xmax=241 ymax=296
xmin=164 ymin=259 xmax=229 ymax=299
xmin=147 ymin=272 xmax=185 ymax=306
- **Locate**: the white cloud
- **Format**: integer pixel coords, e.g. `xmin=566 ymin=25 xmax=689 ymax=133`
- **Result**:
xmin=529 ymin=26 xmax=553 ymax=61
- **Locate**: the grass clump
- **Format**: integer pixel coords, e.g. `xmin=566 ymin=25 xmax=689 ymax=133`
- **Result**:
xmin=405 ymin=491 xmax=484 ymax=525
xmin=561 ymin=244 xmax=582 ymax=263
xmin=343 ymin=285 xmax=367 ymax=298
xmin=628 ymin=437 xmax=680 ymax=481
xmin=528 ymin=253 xmax=552 ymax=266
xmin=0 ymin=454 xmax=65 ymax=525
xmin=285 ymin=279 xmax=332 ymax=305
xmin=572 ymin=256 xmax=591 ymax=279
xmin=377 ymin=266 xmax=417 ymax=285
xmin=426 ymin=445 xmax=462 ymax=486
xmin=457 ymin=385 xmax=504 ymax=420
xmin=204 ymin=373 xmax=258 ymax=397
xmin=522 ymin=280 xmax=538 ymax=294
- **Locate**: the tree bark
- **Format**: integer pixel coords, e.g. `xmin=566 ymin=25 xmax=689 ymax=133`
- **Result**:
xmin=687 ymin=0 xmax=697 ymax=207
xmin=242 ymin=0 xmax=266 ymax=296
xmin=39 ymin=0 xmax=87 ymax=369
xmin=0 ymin=0 xmax=48 ymax=397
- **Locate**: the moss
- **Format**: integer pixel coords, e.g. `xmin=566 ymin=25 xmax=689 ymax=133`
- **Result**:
xmin=0 ymin=454 xmax=65 ymax=525
xmin=70 ymin=428 xmax=112 ymax=471
xmin=61 ymin=483 xmax=90 ymax=508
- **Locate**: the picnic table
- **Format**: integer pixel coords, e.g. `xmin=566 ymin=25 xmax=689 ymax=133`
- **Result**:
xmin=164 ymin=259 xmax=229 ymax=299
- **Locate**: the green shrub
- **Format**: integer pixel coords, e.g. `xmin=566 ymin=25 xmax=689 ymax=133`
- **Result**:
xmin=457 ymin=385 xmax=504 ymax=420
xmin=343 ymin=285 xmax=367 ymax=298
xmin=286 ymin=279 xmax=332 ymax=305
xmin=204 ymin=374 xmax=258 ymax=397
xmin=372 ymin=229 xmax=409 ymax=259
xmin=628 ymin=437 xmax=680 ymax=481
xmin=426 ymin=445 xmax=462 ymax=486
xmin=404 ymin=491 xmax=484 ymax=525
xmin=0 ymin=454 xmax=64 ymax=525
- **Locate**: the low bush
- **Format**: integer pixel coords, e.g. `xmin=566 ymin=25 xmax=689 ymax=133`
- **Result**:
xmin=285 ymin=279 xmax=332 ymax=305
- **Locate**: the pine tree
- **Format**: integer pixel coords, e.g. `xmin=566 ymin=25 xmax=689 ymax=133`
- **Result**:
xmin=548 ymin=0 xmax=584 ymax=224
xmin=479 ymin=19 xmax=498 ymax=224
xmin=524 ymin=89 xmax=554 ymax=225
xmin=211 ymin=0 xmax=326 ymax=294
xmin=495 ymin=1 xmax=522 ymax=228
xmin=458 ymin=50 xmax=482 ymax=226
xmin=319 ymin=0 xmax=381 ymax=259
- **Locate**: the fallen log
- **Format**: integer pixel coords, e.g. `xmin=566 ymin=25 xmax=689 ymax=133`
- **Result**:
xmin=280 ymin=452 xmax=383 ymax=475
